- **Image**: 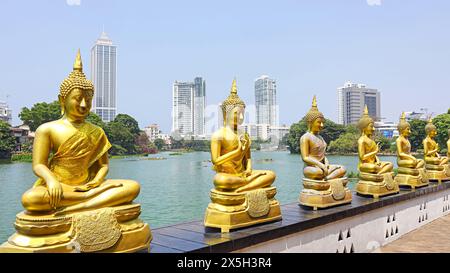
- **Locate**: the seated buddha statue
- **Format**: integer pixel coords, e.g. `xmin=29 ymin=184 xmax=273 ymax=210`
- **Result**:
xmin=355 ymin=106 xmax=398 ymax=198
xmin=299 ymin=96 xmax=351 ymax=209
xmin=204 ymin=80 xmax=281 ymax=232
xmin=0 ymin=51 xmax=151 ymax=253
xmin=447 ymin=129 xmax=450 ymax=177
xmin=394 ymin=112 xmax=428 ymax=188
xmin=423 ymin=118 xmax=449 ymax=181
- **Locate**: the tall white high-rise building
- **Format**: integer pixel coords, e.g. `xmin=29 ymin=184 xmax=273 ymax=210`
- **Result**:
xmin=0 ymin=101 xmax=12 ymax=124
xmin=193 ymin=77 xmax=206 ymax=136
xmin=255 ymin=75 xmax=278 ymax=126
xmin=91 ymin=32 xmax=117 ymax=122
xmin=338 ymin=81 xmax=380 ymax=125
xmin=172 ymin=77 xmax=206 ymax=137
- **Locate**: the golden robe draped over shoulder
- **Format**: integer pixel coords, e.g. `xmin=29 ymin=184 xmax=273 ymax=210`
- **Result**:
xmin=34 ymin=122 xmax=112 ymax=187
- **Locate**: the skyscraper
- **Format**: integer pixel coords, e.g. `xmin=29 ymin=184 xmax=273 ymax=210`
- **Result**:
xmin=255 ymin=75 xmax=278 ymax=126
xmin=338 ymin=81 xmax=380 ymax=125
xmin=91 ymin=32 xmax=117 ymax=122
xmin=172 ymin=81 xmax=194 ymax=135
xmin=193 ymin=77 xmax=206 ymax=136
xmin=172 ymin=77 xmax=206 ymax=137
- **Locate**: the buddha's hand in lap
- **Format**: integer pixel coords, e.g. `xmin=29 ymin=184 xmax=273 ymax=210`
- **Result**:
xmin=47 ymin=178 xmax=63 ymax=209
xmin=74 ymin=181 xmax=122 ymax=192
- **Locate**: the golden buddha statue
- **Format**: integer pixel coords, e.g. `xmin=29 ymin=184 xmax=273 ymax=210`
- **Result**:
xmin=447 ymin=129 xmax=450 ymax=176
xmin=299 ymin=96 xmax=352 ymax=210
xmin=394 ymin=112 xmax=429 ymax=189
xmin=0 ymin=51 xmax=151 ymax=253
xmin=355 ymin=106 xmax=398 ymax=198
xmin=204 ymin=79 xmax=281 ymax=232
xmin=422 ymin=118 xmax=450 ymax=182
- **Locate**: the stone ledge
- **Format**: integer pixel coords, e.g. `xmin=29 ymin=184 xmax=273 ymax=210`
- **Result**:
xmin=150 ymin=181 xmax=450 ymax=253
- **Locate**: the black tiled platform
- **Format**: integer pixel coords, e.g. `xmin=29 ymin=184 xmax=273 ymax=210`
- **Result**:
xmin=150 ymin=182 xmax=450 ymax=253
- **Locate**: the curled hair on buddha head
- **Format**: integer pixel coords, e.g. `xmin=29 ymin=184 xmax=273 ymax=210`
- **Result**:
xmin=357 ymin=105 xmax=374 ymax=132
xmin=397 ymin=112 xmax=410 ymax=132
xmin=59 ymin=49 xmax=94 ymax=102
xmin=305 ymin=96 xmax=324 ymax=128
xmin=425 ymin=117 xmax=436 ymax=135
xmin=221 ymin=79 xmax=245 ymax=125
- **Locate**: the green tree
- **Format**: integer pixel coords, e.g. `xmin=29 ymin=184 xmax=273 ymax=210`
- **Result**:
xmin=328 ymin=132 xmax=359 ymax=154
xmin=374 ymin=134 xmax=392 ymax=152
xmin=154 ymin=138 xmax=165 ymax=151
xmin=0 ymin=121 xmax=16 ymax=159
xmin=432 ymin=113 xmax=450 ymax=151
xmin=409 ymin=119 xmax=427 ymax=152
xmin=113 ymin=114 xmax=141 ymax=136
xmin=105 ymin=122 xmax=136 ymax=155
xmin=286 ymin=118 xmax=346 ymax=154
xmin=448 ymin=108 xmax=450 ymax=115
xmin=19 ymin=101 xmax=61 ymax=131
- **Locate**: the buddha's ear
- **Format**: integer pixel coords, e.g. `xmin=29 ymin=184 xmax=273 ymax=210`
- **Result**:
xmin=58 ymin=95 xmax=65 ymax=116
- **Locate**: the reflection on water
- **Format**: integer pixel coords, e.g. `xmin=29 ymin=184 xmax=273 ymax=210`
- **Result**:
xmin=0 ymin=151 xmax=396 ymax=243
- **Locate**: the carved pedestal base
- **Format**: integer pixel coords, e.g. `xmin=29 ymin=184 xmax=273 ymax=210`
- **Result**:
xmin=0 ymin=204 xmax=151 ymax=253
xmin=356 ymin=172 xmax=399 ymax=199
xmin=394 ymin=169 xmax=429 ymax=189
xmin=204 ymin=187 xmax=282 ymax=233
xmin=299 ymin=177 xmax=352 ymax=210
xmin=425 ymin=165 xmax=450 ymax=183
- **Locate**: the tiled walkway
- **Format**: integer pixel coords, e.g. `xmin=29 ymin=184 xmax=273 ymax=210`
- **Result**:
xmin=376 ymin=214 xmax=450 ymax=253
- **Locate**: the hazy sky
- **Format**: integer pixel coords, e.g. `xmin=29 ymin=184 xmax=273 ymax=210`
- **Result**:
xmin=1 ymin=0 xmax=449 ymax=132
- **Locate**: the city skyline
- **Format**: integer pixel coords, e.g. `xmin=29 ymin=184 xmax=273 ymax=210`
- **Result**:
xmin=1 ymin=1 xmax=449 ymax=132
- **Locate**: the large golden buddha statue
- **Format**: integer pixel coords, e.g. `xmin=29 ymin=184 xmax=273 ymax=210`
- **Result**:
xmin=394 ymin=113 xmax=428 ymax=189
xmin=355 ymin=106 xmax=398 ymax=198
xmin=204 ymin=80 xmax=281 ymax=232
xmin=299 ymin=96 xmax=352 ymax=210
xmin=422 ymin=118 xmax=450 ymax=182
xmin=0 ymin=51 xmax=151 ymax=253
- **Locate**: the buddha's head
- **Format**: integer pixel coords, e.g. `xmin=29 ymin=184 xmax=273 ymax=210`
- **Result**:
xmin=398 ymin=112 xmax=411 ymax=137
xmin=358 ymin=105 xmax=374 ymax=137
xmin=58 ymin=50 xmax=94 ymax=121
xmin=221 ymin=79 xmax=245 ymax=130
xmin=305 ymin=96 xmax=324 ymax=134
xmin=425 ymin=118 xmax=437 ymax=138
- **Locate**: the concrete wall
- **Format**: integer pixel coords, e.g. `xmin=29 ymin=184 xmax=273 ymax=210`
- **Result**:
xmin=236 ymin=188 xmax=450 ymax=253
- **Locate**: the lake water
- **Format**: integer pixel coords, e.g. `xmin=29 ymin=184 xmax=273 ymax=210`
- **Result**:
xmin=0 ymin=151 xmax=397 ymax=243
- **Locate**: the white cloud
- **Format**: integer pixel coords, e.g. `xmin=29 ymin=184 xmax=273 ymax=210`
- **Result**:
xmin=367 ymin=0 xmax=382 ymax=6
xmin=66 ymin=0 xmax=81 ymax=6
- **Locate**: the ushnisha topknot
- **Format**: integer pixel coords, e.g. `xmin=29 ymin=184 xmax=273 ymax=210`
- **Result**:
xmin=221 ymin=79 xmax=246 ymax=121
xmin=425 ymin=117 xmax=436 ymax=134
xmin=305 ymin=95 xmax=324 ymax=125
xmin=59 ymin=49 xmax=94 ymax=100
xmin=397 ymin=112 xmax=410 ymax=132
xmin=358 ymin=105 xmax=374 ymax=131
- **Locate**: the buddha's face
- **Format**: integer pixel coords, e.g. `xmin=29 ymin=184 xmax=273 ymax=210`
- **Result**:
xmin=401 ymin=126 xmax=411 ymax=137
xmin=428 ymin=128 xmax=437 ymax=138
xmin=310 ymin=117 xmax=324 ymax=134
xmin=61 ymin=88 xmax=92 ymax=120
xmin=226 ymin=106 xmax=244 ymax=128
xmin=363 ymin=122 xmax=375 ymax=136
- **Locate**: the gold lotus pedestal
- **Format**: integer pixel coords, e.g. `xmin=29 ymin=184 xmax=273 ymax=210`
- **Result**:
xmin=0 ymin=204 xmax=151 ymax=253
xmin=425 ymin=165 xmax=450 ymax=183
xmin=204 ymin=187 xmax=282 ymax=233
xmin=299 ymin=178 xmax=352 ymax=210
xmin=394 ymin=168 xmax=429 ymax=189
xmin=356 ymin=172 xmax=399 ymax=199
